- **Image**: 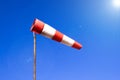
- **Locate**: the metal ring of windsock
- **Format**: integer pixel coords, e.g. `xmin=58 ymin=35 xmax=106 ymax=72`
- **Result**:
xmin=30 ymin=18 xmax=82 ymax=50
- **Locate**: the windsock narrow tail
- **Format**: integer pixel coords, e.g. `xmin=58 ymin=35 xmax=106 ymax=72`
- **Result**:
xmin=31 ymin=18 xmax=82 ymax=50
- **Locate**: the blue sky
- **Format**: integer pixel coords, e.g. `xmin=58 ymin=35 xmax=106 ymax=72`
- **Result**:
xmin=0 ymin=0 xmax=120 ymax=80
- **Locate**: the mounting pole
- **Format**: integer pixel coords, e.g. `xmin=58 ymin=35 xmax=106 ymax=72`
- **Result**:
xmin=33 ymin=33 xmax=36 ymax=80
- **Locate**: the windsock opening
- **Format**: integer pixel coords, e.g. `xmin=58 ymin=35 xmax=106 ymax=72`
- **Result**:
xmin=31 ymin=18 xmax=44 ymax=34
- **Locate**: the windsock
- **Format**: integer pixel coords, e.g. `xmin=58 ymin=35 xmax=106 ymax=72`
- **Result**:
xmin=30 ymin=18 xmax=82 ymax=50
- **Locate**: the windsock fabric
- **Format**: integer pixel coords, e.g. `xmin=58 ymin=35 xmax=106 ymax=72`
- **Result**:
xmin=31 ymin=18 xmax=82 ymax=50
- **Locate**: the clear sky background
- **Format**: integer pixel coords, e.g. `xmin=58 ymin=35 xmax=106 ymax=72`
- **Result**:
xmin=0 ymin=0 xmax=120 ymax=80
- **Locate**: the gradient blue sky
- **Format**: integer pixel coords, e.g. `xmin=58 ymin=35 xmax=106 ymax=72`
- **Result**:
xmin=0 ymin=0 xmax=120 ymax=80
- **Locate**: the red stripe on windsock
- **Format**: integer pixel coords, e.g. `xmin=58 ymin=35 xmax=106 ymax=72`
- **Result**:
xmin=52 ymin=31 xmax=63 ymax=42
xmin=31 ymin=19 xmax=44 ymax=34
xmin=72 ymin=41 xmax=82 ymax=50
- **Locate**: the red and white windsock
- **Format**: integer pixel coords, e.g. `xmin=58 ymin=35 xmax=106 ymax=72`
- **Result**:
xmin=30 ymin=18 xmax=82 ymax=50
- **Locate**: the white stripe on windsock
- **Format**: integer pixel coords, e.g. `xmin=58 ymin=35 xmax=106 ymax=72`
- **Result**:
xmin=61 ymin=35 xmax=75 ymax=46
xmin=41 ymin=24 xmax=56 ymax=38
xmin=30 ymin=18 xmax=82 ymax=50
